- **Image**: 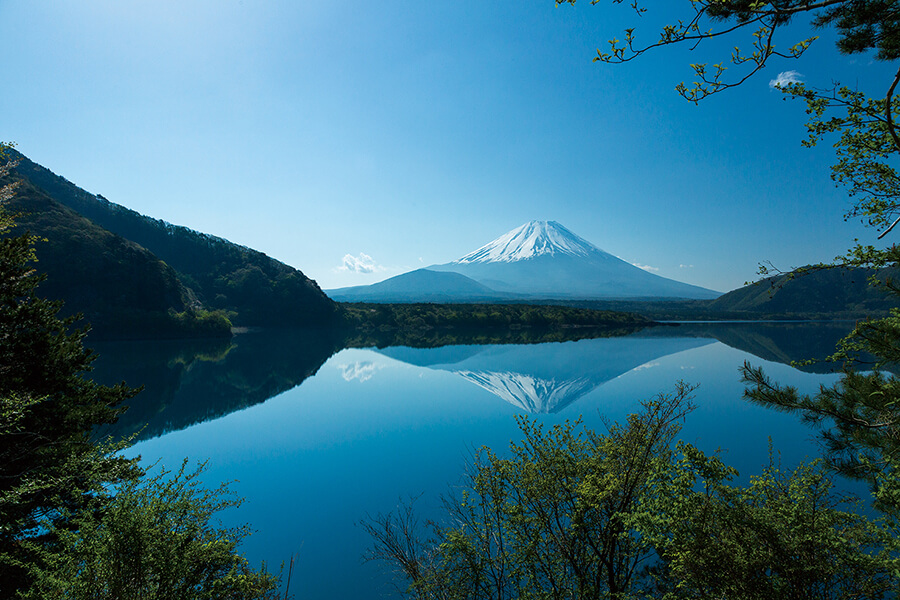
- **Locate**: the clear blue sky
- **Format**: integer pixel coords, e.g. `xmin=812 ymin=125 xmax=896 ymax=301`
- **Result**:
xmin=0 ymin=1 xmax=893 ymax=292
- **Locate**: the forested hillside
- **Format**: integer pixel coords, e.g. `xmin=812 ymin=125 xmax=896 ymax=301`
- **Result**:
xmin=708 ymin=267 xmax=897 ymax=315
xmin=6 ymin=177 xmax=231 ymax=338
xmin=11 ymin=151 xmax=336 ymax=327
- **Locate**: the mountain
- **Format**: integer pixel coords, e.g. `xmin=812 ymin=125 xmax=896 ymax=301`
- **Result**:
xmin=329 ymin=268 xmax=513 ymax=302
xmin=429 ymin=221 xmax=720 ymax=300
xmin=708 ymin=266 xmax=897 ymax=315
xmin=326 ymin=221 xmax=720 ymax=304
xmin=10 ymin=151 xmax=336 ymax=328
xmin=4 ymin=176 xmax=231 ymax=338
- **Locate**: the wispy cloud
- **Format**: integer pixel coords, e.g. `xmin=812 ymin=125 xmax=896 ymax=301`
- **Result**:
xmin=679 ymin=264 xmax=694 ymax=269
xmin=339 ymin=361 xmax=381 ymax=382
xmin=632 ymin=263 xmax=659 ymax=272
xmin=336 ymin=252 xmax=385 ymax=274
xmin=634 ymin=362 xmax=660 ymax=371
xmin=769 ymin=70 xmax=803 ymax=89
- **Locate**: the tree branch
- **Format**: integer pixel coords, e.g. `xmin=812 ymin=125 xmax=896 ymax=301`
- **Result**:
xmin=877 ymin=214 xmax=900 ymax=238
xmin=884 ymin=63 xmax=900 ymax=154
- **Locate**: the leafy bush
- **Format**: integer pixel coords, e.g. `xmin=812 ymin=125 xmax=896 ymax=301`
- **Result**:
xmin=29 ymin=461 xmax=278 ymax=600
xmin=365 ymin=387 xmax=896 ymax=599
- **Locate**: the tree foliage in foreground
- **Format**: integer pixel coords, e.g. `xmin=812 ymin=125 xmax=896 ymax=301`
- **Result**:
xmin=0 ymin=155 xmax=137 ymax=595
xmin=559 ymin=1 xmax=899 ymax=103
xmin=0 ymin=148 xmax=278 ymax=598
xmin=28 ymin=461 xmax=278 ymax=600
xmin=364 ymin=387 xmax=896 ymax=599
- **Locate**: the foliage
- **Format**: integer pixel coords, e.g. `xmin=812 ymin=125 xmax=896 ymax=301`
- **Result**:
xmin=94 ymin=308 xmax=233 ymax=341
xmin=364 ymin=385 xmax=695 ymax=599
xmin=742 ymin=358 xmax=900 ymax=514
xmin=558 ymin=1 xmax=898 ymax=103
xmin=737 ymin=61 xmax=900 ymax=519
xmin=338 ymin=302 xmax=651 ymax=332
xmin=365 ymin=388 xmax=895 ymax=599
xmin=0 ymin=156 xmax=140 ymax=594
xmin=27 ymin=460 xmax=278 ymax=600
xmin=644 ymin=446 xmax=895 ymax=599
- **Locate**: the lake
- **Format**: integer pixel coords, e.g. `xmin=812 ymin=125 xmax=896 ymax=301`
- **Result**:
xmin=89 ymin=321 xmax=862 ymax=599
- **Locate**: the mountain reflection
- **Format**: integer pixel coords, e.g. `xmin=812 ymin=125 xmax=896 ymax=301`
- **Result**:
xmin=644 ymin=321 xmax=854 ymax=374
xmin=87 ymin=321 xmax=854 ymax=439
xmin=90 ymin=329 xmax=341 ymax=441
xmin=377 ymin=336 xmax=714 ymax=413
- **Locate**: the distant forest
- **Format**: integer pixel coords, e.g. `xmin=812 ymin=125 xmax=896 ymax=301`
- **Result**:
xmin=336 ymin=302 xmax=654 ymax=347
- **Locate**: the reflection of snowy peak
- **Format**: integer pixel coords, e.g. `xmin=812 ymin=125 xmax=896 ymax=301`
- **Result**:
xmin=453 ymin=220 xmax=601 ymax=264
xmin=456 ymin=370 xmax=596 ymax=414
xmin=377 ymin=336 xmax=716 ymax=414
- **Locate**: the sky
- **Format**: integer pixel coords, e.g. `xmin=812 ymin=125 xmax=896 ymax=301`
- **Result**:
xmin=0 ymin=0 xmax=895 ymax=293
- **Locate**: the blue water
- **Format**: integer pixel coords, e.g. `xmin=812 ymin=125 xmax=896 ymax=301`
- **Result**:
xmin=91 ymin=324 xmax=860 ymax=599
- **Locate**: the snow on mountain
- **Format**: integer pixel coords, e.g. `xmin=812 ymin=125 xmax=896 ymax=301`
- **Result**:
xmin=453 ymin=220 xmax=602 ymax=264
xmin=430 ymin=220 xmax=721 ymax=300
xmin=328 ymin=220 xmax=721 ymax=302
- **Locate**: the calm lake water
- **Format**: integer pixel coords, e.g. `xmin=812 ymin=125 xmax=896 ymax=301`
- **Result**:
xmin=89 ymin=321 xmax=862 ymax=599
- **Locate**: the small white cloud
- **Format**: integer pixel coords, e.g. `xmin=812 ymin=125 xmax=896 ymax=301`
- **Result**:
xmin=679 ymin=264 xmax=694 ymax=269
xmin=632 ymin=263 xmax=659 ymax=272
xmin=336 ymin=252 xmax=386 ymax=274
xmin=769 ymin=70 xmax=803 ymax=89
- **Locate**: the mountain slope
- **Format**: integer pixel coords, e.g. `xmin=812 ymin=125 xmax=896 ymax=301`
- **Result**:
xmin=6 ymin=177 xmax=229 ymax=338
xmin=11 ymin=152 xmax=336 ymax=327
xmin=709 ymin=267 xmax=897 ymax=314
xmin=429 ymin=221 xmax=720 ymax=300
xmin=328 ymin=268 xmax=512 ymax=302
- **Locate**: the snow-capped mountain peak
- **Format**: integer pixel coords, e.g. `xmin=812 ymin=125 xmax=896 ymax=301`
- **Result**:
xmin=452 ymin=220 xmax=603 ymax=264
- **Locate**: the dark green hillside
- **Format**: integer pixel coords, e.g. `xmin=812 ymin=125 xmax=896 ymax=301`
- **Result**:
xmin=708 ymin=267 xmax=896 ymax=316
xmin=7 ymin=178 xmax=230 ymax=339
xmin=530 ymin=267 xmax=895 ymax=321
xmin=12 ymin=152 xmax=336 ymax=327
xmin=339 ymin=302 xmax=652 ymax=329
